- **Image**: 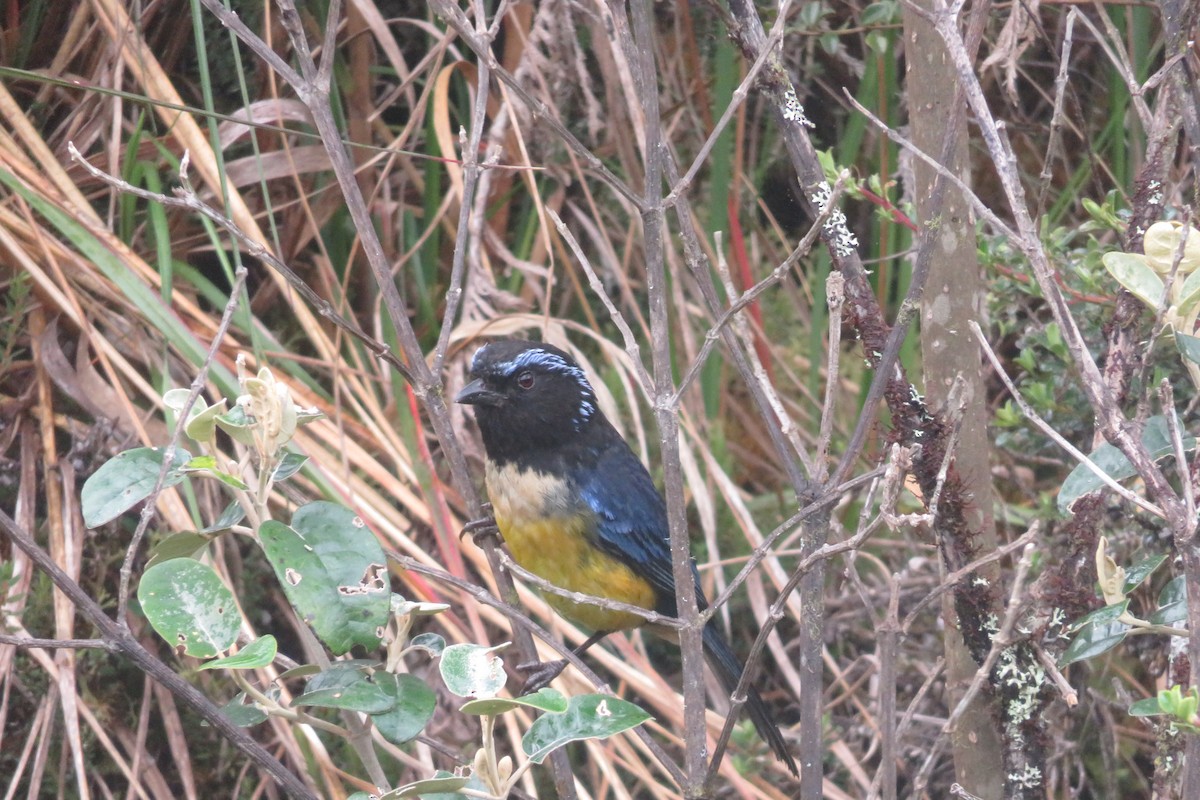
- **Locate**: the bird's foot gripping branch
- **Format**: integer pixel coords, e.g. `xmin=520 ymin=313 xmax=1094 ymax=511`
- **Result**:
xmin=80 ymin=356 xmax=651 ymax=797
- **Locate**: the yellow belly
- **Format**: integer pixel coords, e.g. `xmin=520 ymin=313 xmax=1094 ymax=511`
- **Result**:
xmin=486 ymin=462 xmax=656 ymax=632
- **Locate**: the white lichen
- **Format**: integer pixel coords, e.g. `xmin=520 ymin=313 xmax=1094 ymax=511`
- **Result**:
xmin=809 ymin=182 xmax=860 ymax=257
xmin=781 ymin=87 xmax=815 ymax=128
xmin=1009 ymin=764 xmax=1042 ymax=789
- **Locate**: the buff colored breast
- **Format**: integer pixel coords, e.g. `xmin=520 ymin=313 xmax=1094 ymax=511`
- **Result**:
xmin=485 ymin=461 xmax=656 ymax=632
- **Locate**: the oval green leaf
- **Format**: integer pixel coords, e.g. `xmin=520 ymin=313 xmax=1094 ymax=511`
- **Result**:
xmin=1059 ymin=614 xmax=1130 ymax=667
xmin=1151 ymin=575 xmax=1187 ymax=626
xmin=219 ymin=691 xmax=270 ymax=727
xmin=1129 ymin=696 xmax=1166 ymax=717
xmin=1174 ymin=268 xmax=1200 ymax=317
xmin=439 ymin=643 xmax=508 ymax=699
xmin=201 ymin=501 xmax=246 ymax=534
xmin=200 ymin=635 xmax=278 ymax=671
xmin=259 ymin=501 xmax=389 ymax=655
xmin=295 ymin=664 xmax=395 ymax=713
xmin=186 ymin=399 xmax=228 ymax=443
xmin=408 ymin=632 xmax=446 ymax=657
xmin=1066 ymin=599 xmax=1128 ymax=633
xmin=82 ymin=446 xmax=191 ymax=527
xmin=522 ymin=694 xmax=652 ymax=763
xmin=441 ymin=642 xmax=511 ymax=695
xmin=1058 ymin=415 xmax=1196 ymax=513
xmin=1102 ymin=251 xmax=1165 ymax=308
xmin=371 ymin=673 xmax=437 ymax=744
xmin=183 ymin=457 xmax=249 ymax=490
xmin=137 ymin=558 xmax=239 ymax=658
xmin=461 ymin=687 xmax=569 ymax=716
xmin=146 ymin=532 xmax=211 ymax=569
xmin=272 ymin=451 xmax=309 ymax=482
xmin=1123 ymin=553 xmax=1168 ymax=593
xmin=384 ymin=774 xmax=473 ymax=799
xmin=1176 ymin=333 xmax=1200 ymax=366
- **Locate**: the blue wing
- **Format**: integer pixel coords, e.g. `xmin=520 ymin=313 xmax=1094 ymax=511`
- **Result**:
xmin=573 ymin=438 xmax=704 ymax=617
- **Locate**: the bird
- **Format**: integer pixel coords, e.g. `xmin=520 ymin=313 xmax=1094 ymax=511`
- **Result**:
xmin=455 ymin=338 xmax=797 ymax=776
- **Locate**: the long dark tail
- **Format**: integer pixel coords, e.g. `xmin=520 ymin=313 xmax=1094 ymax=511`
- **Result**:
xmin=702 ymin=623 xmax=798 ymax=776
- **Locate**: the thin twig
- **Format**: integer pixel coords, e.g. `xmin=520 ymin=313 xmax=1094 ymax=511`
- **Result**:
xmin=432 ymin=0 xmax=493 ymax=375
xmin=673 ymin=175 xmax=841 ymax=407
xmin=971 ymin=321 xmax=1166 ymax=518
xmin=428 ymin=0 xmax=643 ymax=210
xmin=66 ymin=143 xmax=413 ymax=384
xmin=0 ymin=635 xmax=116 ymax=650
xmin=621 ymin=0 xmax=707 ymax=784
xmin=544 ymin=207 xmax=654 ymax=394
xmin=106 ymin=153 xmax=249 ymax=629
xmin=663 ymin=0 xmax=791 ymax=205
xmin=816 ymin=272 xmax=846 ymax=477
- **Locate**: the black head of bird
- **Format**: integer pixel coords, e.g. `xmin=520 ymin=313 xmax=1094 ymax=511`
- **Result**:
xmin=455 ymin=339 xmax=602 ymax=459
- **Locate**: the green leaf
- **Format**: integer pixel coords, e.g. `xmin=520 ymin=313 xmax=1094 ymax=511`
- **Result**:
xmin=1058 ymin=415 xmax=1196 ymax=513
xmin=277 ymin=663 xmax=323 ymax=682
xmin=391 ymin=595 xmax=451 ymax=617
xmin=1123 ymin=553 xmax=1168 ymax=593
xmin=861 ymin=0 xmax=896 ymax=25
xmin=797 ymin=1 xmax=826 ymax=27
xmin=408 ymin=632 xmax=446 ymax=657
xmin=219 ymin=691 xmax=271 ymax=727
xmin=163 ymin=390 xmax=226 ymax=442
xmin=1060 ymin=603 xmax=1130 ymax=667
xmin=296 ymin=408 xmax=325 ymax=425
xmin=461 ymin=687 xmax=569 ymax=716
xmin=295 ymin=664 xmax=395 ymax=714
xmin=272 ymin=451 xmax=308 ymax=482
xmin=1151 ymin=576 xmax=1187 ymax=626
xmin=522 ymin=694 xmax=652 ymax=763
xmin=864 ymin=29 xmax=889 ymax=54
xmin=214 ymin=405 xmax=256 ymax=446
xmin=1067 ymin=599 xmax=1129 ymax=633
xmin=440 ymin=643 xmax=508 ymax=699
xmin=185 ymin=399 xmax=228 ymax=443
xmin=146 ymin=532 xmax=211 ymax=568
xmin=379 ymin=774 xmax=473 ymax=799
xmin=1156 ymin=685 xmax=1200 ymax=725
xmin=1176 ymin=333 xmax=1200 ymax=366
xmin=1129 ymin=696 xmax=1166 ymax=717
xmin=1102 ymin=251 xmax=1164 ymax=308
xmin=203 ymin=469 xmax=250 ymax=490
xmin=260 ymin=502 xmax=390 ymax=655
xmin=1175 ymin=268 xmax=1200 ymax=317
xmin=182 ymin=457 xmax=249 ymax=490
xmin=137 ymin=558 xmax=239 ymax=658
xmin=200 ymin=635 xmax=278 ymax=671
xmin=82 ymin=446 xmax=191 ymax=527
xmin=371 ymin=673 xmax=437 ymax=744
xmin=201 ymin=502 xmax=245 ymax=534
xmin=183 ymin=455 xmax=217 ymax=470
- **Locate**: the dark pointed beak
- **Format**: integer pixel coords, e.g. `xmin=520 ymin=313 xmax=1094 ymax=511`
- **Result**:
xmin=455 ymin=379 xmax=504 ymax=407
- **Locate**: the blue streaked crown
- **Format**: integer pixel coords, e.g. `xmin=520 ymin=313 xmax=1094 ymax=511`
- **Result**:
xmin=472 ymin=342 xmax=598 ymax=427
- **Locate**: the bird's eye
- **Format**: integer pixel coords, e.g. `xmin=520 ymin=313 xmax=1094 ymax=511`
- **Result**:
xmin=516 ymin=371 xmax=535 ymax=390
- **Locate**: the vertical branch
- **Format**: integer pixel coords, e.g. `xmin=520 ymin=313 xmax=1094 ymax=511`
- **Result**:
xmin=432 ymin=0 xmax=493 ymax=373
xmin=622 ymin=0 xmax=708 ymax=790
xmin=903 ymin=0 xmax=1006 ymax=794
